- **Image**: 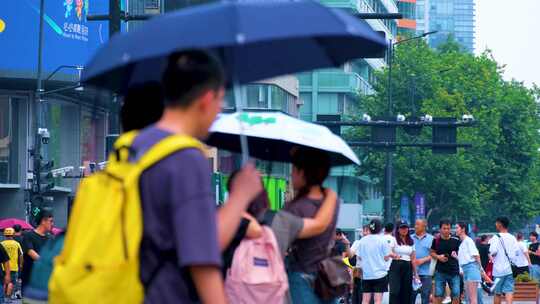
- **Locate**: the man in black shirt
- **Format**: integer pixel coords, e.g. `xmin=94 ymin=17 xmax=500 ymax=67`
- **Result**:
xmin=528 ymin=232 xmax=540 ymax=282
xmin=12 ymin=224 xmax=23 ymax=245
xmin=477 ymin=235 xmax=490 ymax=270
xmin=430 ymin=219 xmax=461 ymax=304
xmin=21 ymin=210 xmax=53 ymax=288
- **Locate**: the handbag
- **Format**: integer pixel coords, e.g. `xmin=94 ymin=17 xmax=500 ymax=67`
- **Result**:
xmin=313 ymin=255 xmax=352 ymax=300
xmin=496 ymin=233 xmax=519 ymax=277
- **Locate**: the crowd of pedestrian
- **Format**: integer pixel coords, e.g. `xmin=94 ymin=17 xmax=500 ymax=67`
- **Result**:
xmin=338 ymin=215 xmax=540 ymax=304
xmin=0 ymin=210 xmax=54 ymax=303
xmin=2 ymin=50 xmax=538 ymax=304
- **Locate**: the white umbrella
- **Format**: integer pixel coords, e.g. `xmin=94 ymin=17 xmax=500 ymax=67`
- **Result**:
xmin=206 ymin=111 xmax=359 ymax=166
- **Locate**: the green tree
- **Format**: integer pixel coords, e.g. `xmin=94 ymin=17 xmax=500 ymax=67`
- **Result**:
xmin=353 ymin=40 xmax=540 ymax=229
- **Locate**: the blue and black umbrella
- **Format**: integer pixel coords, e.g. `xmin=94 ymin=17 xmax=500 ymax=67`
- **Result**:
xmin=82 ymin=0 xmax=387 ymax=91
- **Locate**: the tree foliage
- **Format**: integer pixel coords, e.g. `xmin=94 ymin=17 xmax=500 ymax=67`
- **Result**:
xmin=353 ymin=40 xmax=540 ymax=230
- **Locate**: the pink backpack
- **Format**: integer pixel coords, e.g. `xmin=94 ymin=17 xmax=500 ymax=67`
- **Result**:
xmin=225 ymin=226 xmax=289 ymax=304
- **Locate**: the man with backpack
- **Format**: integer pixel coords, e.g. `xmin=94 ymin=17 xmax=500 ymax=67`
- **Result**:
xmin=49 ymin=50 xmax=262 ymax=304
xmin=430 ymin=219 xmax=461 ymax=304
xmin=489 ymin=217 xmax=519 ymax=304
xmin=132 ymin=50 xmax=263 ymax=303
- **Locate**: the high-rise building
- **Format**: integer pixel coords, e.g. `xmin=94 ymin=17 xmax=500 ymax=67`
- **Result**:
xmin=416 ymin=0 xmax=475 ymax=53
xmin=397 ymin=0 xmax=417 ymax=36
xmin=128 ymin=0 xmax=386 ymax=228
xmin=297 ymin=0 xmax=393 ymax=230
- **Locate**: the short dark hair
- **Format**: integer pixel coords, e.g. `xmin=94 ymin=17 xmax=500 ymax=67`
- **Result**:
xmin=121 ymin=82 xmax=164 ymax=132
xmin=530 ymin=232 xmax=538 ymax=239
xmin=480 ymin=234 xmax=488 ymax=242
xmin=457 ymin=222 xmax=468 ymax=234
xmin=335 ymin=228 xmax=344 ymax=236
xmin=496 ymin=217 xmax=510 ymax=229
xmin=369 ymin=219 xmax=382 ymax=234
xmin=36 ymin=209 xmax=53 ymax=226
xmin=162 ymin=50 xmax=225 ymax=108
xmin=12 ymin=224 xmax=22 ymax=233
xmin=290 ymin=147 xmax=331 ymax=202
xmin=384 ymin=223 xmax=394 ymax=233
xmin=439 ymin=219 xmax=452 ymax=228
xmin=516 ymin=232 xmax=524 ymax=240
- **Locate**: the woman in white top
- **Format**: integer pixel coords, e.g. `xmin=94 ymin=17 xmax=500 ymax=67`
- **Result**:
xmin=456 ymin=222 xmax=486 ymax=304
xmin=515 ymin=232 xmax=532 ymax=275
xmin=388 ymin=221 xmax=418 ymax=304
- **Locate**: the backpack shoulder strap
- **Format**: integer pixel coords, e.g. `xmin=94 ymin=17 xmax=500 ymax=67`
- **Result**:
xmin=137 ymin=135 xmax=205 ymax=171
xmin=107 ymin=131 xmax=140 ymax=163
xmin=496 ymin=233 xmax=513 ymax=263
xmin=114 ymin=131 xmax=139 ymax=149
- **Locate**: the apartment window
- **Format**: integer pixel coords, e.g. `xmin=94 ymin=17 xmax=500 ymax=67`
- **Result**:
xmin=0 ymin=96 xmax=20 ymax=184
xmin=145 ymin=0 xmax=160 ymax=9
xmin=80 ymin=109 xmax=106 ymax=166
xmin=44 ymin=101 xmax=81 ymax=187
xmin=246 ymin=84 xmax=268 ymax=109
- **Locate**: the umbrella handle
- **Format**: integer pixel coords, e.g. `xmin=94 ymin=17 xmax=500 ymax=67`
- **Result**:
xmin=233 ymin=82 xmax=250 ymax=165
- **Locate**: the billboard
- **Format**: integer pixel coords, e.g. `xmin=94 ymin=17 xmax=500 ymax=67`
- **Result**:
xmin=0 ymin=0 xmax=109 ymax=78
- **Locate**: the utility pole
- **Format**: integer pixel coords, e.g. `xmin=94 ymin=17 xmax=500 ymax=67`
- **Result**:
xmin=87 ymin=0 xmax=152 ymax=135
xmin=36 ymin=0 xmax=45 ymax=128
xmin=383 ymin=30 xmax=438 ymax=224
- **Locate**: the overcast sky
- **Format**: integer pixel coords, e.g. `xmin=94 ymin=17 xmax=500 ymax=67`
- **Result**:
xmin=475 ymin=0 xmax=540 ymax=88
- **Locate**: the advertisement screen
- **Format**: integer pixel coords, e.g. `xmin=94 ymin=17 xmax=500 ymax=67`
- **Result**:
xmin=0 ymin=0 xmax=109 ymax=78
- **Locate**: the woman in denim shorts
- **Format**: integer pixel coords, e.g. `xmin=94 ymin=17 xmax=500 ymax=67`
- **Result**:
xmin=456 ymin=222 xmax=487 ymax=304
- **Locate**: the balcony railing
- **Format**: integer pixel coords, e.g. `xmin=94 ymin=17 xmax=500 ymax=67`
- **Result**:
xmin=300 ymin=71 xmax=374 ymax=96
xmin=319 ymin=0 xmax=358 ymax=11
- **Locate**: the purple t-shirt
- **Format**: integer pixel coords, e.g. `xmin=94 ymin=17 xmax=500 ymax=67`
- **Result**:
xmin=132 ymin=126 xmax=221 ymax=303
xmin=284 ymin=197 xmax=339 ymax=274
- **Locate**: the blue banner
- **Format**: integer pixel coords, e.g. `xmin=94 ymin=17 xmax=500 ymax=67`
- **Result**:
xmin=414 ymin=193 xmax=426 ymax=220
xmin=0 ymin=0 xmax=108 ymax=77
xmin=400 ymin=195 xmax=410 ymax=224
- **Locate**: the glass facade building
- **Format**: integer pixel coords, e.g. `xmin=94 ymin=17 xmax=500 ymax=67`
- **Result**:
xmin=416 ymin=0 xmax=475 ymax=53
xmin=397 ymin=0 xmax=417 ymax=36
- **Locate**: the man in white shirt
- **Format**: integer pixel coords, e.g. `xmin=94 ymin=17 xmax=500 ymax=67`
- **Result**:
xmin=489 ymin=217 xmax=520 ymax=304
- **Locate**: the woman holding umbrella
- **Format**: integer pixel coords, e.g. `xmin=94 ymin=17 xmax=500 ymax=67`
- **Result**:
xmin=284 ymin=147 xmax=338 ymax=304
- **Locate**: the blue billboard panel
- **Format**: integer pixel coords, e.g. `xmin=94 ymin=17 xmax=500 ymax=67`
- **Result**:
xmin=0 ymin=0 xmax=109 ymax=78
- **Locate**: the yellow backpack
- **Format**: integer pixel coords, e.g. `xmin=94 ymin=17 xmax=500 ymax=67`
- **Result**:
xmin=49 ymin=131 xmax=204 ymax=304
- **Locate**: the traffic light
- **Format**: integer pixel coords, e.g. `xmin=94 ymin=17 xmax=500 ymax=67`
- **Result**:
xmin=317 ymin=114 xmax=341 ymax=136
xmin=371 ymin=117 xmax=396 ymax=152
xmin=35 ymin=158 xmax=55 ymax=193
xmin=432 ymin=118 xmax=457 ymax=154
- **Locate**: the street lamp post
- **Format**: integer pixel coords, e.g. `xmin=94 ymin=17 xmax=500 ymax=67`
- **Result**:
xmin=384 ymin=31 xmax=438 ymax=224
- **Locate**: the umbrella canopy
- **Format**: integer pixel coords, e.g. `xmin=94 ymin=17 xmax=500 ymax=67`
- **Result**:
xmin=51 ymin=227 xmax=64 ymax=236
xmin=82 ymin=0 xmax=387 ymax=92
xmin=0 ymin=218 xmax=33 ymax=230
xmin=206 ymin=111 xmax=359 ymax=166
